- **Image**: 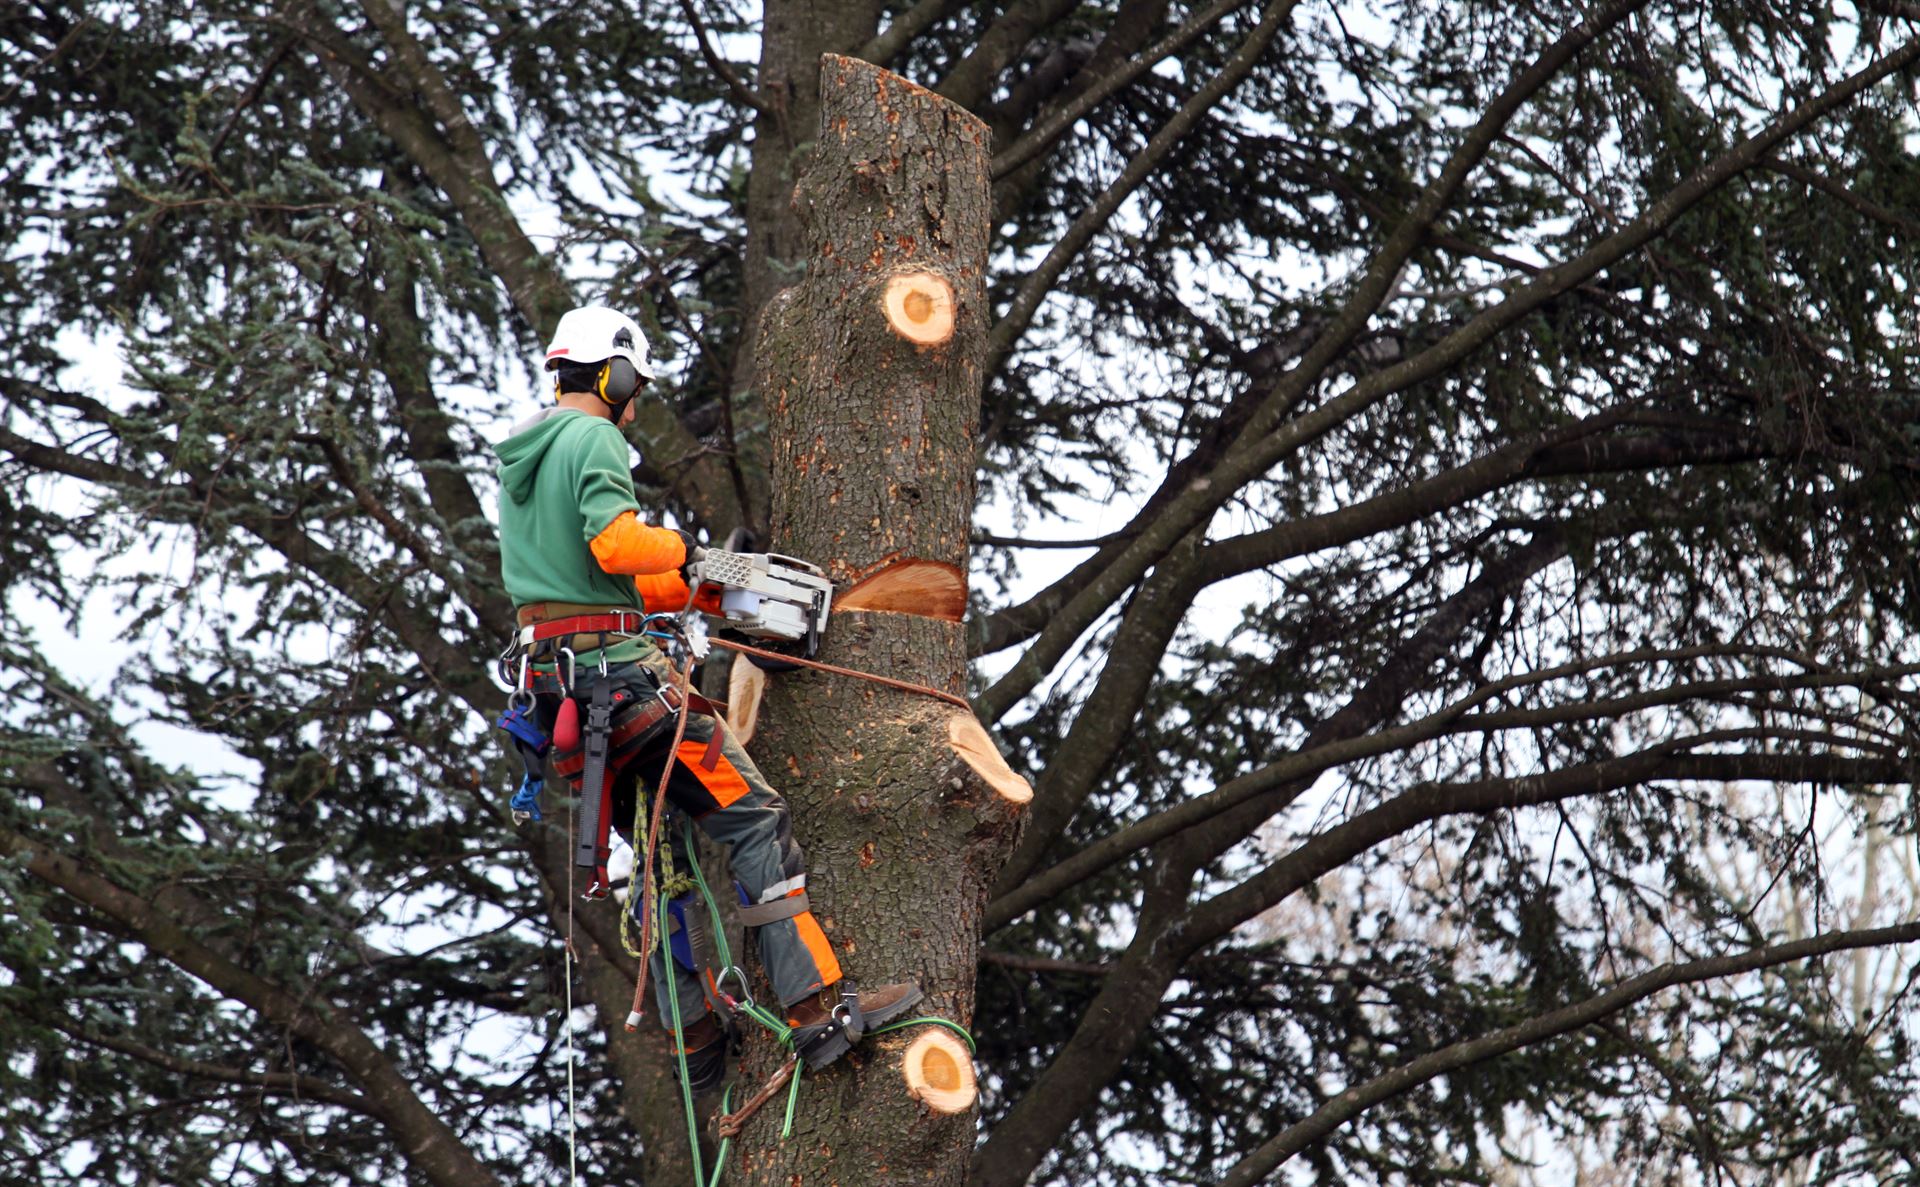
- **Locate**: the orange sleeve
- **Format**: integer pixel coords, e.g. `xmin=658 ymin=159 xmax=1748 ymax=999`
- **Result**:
xmin=633 ymin=571 xmax=724 ymax=614
xmin=589 ymin=510 xmax=687 ymax=575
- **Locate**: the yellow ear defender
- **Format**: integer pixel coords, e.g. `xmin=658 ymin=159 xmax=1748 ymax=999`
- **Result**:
xmin=596 ymin=358 xmax=643 ymax=407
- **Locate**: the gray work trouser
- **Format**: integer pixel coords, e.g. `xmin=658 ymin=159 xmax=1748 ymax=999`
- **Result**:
xmin=618 ymin=707 xmax=843 ymax=1028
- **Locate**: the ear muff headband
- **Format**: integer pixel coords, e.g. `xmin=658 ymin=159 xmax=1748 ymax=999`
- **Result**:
xmin=597 ymin=358 xmax=642 ymax=407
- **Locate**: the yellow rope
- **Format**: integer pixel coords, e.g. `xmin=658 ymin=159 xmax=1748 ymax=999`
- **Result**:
xmin=620 ymin=763 xmax=698 ymax=961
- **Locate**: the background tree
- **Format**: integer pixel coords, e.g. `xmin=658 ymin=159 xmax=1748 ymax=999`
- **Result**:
xmin=5 ymin=1 xmax=1920 ymax=1185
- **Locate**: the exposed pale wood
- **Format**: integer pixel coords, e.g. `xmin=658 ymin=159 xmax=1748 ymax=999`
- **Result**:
xmin=947 ymin=712 xmax=1033 ymax=804
xmin=883 ymin=272 xmax=956 ymax=345
xmin=901 ymin=1029 xmax=977 ymax=1114
xmin=837 ymin=558 xmax=967 ymax=621
xmin=727 ymin=657 xmax=767 ymax=746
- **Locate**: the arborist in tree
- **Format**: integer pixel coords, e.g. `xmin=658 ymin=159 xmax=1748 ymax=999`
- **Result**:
xmin=491 ymin=304 xmax=922 ymax=1096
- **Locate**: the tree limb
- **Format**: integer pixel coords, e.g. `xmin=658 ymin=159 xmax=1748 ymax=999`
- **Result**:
xmin=676 ymin=0 xmax=771 ymax=114
xmin=974 ymin=30 xmax=1920 ymax=724
xmin=985 ymin=0 xmax=1304 ymax=363
xmin=0 ymin=827 xmax=504 ymax=1187
xmin=1215 ymin=921 xmax=1920 ymax=1185
xmin=989 ymin=0 xmax=1249 ymax=177
xmin=859 ymin=0 xmax=973 ymax=67
xmin=24 ymin=1007 xmax=378 ymax=1118
xmin=1185 ymin=746 xmax=1908 ymax=952
xmin=986 ymin=653 xmax=1919 ymax=929
xmin=935 ymin=0 xmax=1085 ymax=110
xmin=988 ymin=529 xmax=1572 ymax=917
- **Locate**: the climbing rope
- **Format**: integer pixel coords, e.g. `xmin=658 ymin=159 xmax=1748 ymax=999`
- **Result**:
xmin=705 ymin=636 xmax=972 ymax=711
xmin=624 ymin=655 xmax=700 ymax=1030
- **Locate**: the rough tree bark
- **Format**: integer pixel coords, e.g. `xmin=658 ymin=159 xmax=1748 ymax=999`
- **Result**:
xmin=723 ymin=54 xmax=1016 ymax=1186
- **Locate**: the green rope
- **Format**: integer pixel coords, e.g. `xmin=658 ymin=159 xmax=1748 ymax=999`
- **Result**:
xmin=656 ymin=888 xmax=709 ymax=1186
xmin=645 ymin=822 xmax=980 ymax=1183
xmin=872 ymin=1016 xmax=977 ymax=1051
xmin=781 ymin=1058 xmax=805 ymax=1138
xmin=707 ymin=1094 xmax=733 ymax=1185
xmin=681 ymin=818 xmax=735 ymax=976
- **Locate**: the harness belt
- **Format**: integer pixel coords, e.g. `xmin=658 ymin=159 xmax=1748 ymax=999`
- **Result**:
xmin=511 ymin=608 xmax=733 ymax=899
xmin=513 ymin=604 xmax=652 ymax=656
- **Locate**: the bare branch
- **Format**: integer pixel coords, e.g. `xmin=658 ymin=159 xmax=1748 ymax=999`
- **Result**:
xmin=0 ymin=827 xmax=503 ymax=1187
xmin=986 ymin=654 xmax=1920 ymax=929
xmin=1187 ymin=746 xmax=1908 ymax=950
xmin=936 ymin=0 xmax=1085 ymax=110
xmin=676 ymin=0 xmax=772 ymax=114
xmin=860 ymin=0 xmax=975 ymax=67
xmin=990 ymin=0 xmax=1248 ymax=176
xmin=1215 ymin=922 xmax=1920 ymax=1184
xmin=975 ymin=30 xmax=1920 ymax=723
xmin=25 ymin=1008 xmax=378 ymax=1118
xmin=986 ymin=0 xmax=1304 ymax=362
xmin=989 ymin=530 xmax=1572 ymax=913
xmin=1764 ymin=158 xmax=1920 ymax=237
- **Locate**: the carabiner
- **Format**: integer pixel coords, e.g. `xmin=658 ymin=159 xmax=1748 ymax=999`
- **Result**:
xmin=557 ymin=646 xmax=577 ymax=695
xmin=596 ymin=633 xmax=610 ymax=677
xmin=714 ymin=965 xmax=754 ymax=1009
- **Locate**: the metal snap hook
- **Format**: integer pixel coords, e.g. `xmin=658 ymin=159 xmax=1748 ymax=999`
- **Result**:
xmin=714 ymin=965 xmax=754 ymax=1008
xmin=557 ymin=646 xmax=577 ymax=694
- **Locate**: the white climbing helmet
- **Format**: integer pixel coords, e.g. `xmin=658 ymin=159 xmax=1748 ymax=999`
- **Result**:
xmin=543 ymin=305 xmax=657 ymax=381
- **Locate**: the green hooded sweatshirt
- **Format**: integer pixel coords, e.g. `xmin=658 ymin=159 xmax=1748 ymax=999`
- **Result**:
xmin=493 ymin=408 xmax=645 ymax=613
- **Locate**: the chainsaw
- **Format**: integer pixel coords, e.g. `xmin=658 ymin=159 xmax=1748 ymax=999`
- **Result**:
xmin=683 ymin=549 xmax=833 ymax=656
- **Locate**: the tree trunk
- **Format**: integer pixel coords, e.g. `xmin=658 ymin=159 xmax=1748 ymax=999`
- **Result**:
xmin=731 ymin=53 xmax=1014 ymax=1186
xmin=730 ymin=0 xmax=887 ymax=538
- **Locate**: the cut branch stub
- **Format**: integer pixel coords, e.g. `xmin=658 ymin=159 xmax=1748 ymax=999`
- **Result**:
xmin=901 ymin=1028 xmax=977 ymax=1114
xmin=727 ymin=658 xmax=767 ymax=746
xmin=948 ymin=711 xmax=1033 ymax=805
xmin=884 ymin=272 xmax=956 ymax=345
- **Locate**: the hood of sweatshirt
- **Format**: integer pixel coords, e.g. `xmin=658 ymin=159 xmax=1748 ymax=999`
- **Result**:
xmin=493 ymin=407 xmax=587 ymax=505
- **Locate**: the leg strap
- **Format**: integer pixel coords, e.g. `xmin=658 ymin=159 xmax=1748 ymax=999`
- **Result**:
xmin=735 ymin=891 xmax=810 ymax=927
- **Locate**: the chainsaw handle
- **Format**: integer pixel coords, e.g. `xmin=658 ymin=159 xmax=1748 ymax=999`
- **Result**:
xmin=762 ymin=552 xmax=824 ymax=576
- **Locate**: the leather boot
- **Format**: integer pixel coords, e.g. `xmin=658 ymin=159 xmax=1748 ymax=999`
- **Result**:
xmin=786 ymin=980 xmax=923 ymax=1070
xmin=671 ymin=1011 xmax=731 ymax=1096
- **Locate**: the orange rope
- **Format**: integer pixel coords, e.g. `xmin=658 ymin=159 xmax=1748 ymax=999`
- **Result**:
xmin=707 ymin=637 xmax=972 ymax=711
xmin=625 ymin=658 xmax=698 ymax=1030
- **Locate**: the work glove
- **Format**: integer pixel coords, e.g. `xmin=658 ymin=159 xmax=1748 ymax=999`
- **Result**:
xmin=673 ymin=529 xmax=706 ymax=567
